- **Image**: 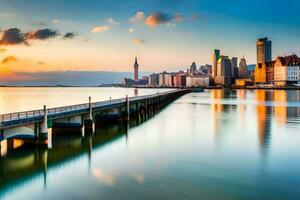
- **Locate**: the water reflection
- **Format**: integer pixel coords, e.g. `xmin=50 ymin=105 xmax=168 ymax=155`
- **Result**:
xmin=0 ymin=109 xmax=157 ymax=195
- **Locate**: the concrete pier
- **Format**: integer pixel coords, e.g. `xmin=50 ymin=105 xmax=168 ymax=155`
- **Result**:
xmin=0 ymin=89 xmax=191 ymax=145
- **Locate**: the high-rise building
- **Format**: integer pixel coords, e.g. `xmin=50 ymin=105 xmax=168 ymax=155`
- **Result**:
xmin=215 ymin=56 xmax=232 ymax=85
xmin=190 ymin=62 xmax=197 ymax=74
xmin=134 ymin=57 xmax=139 ymax=81
xmin=212 ymin=49 xmax=220 ymax=78
xmin=257 ymin=37 xmax=272 ymax=64
xmin=231 ymin=57 xmax=238 ymax=78
xmin=239 ymin=56 xmax=248 ymax=79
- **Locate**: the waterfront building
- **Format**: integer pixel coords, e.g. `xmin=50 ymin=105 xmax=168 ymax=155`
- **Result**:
xmin=254 ymin=61 xmax=275 ymax=84
xmin=158 ymin=72 xmax=173 ymax=87
xmin=174 ymin=73 xmax=187 ymax=87
xmin=274 ymin=54 xmax=300 ymax=86
xmin=212 ymin=49 xmax=220 ymax=79
xmin=239 ymin=57 xmax=248 ymax=79
xmin=186 ymin=75 xmax=210 ymax=87
xmin=134 ymin=57 xmax=139 ymax=81
xmin=215 ymin=56 xmax=232 ymax=85
xmin=235 ymin=79 xmax=252 ymax=86
xmin=257 ymin=37 xmax=272 ymax=64
xmin=231 ymin=57 xmax=239 ymax=79
xmin=199 ymin=64 xmax=212 ymax=75
xmin=254 ymin=37 xmax=274 ymax=84
xmin=190 ymin=62 xmax=197 ymax=74
xmin=148 ymin=73 xmax=159 ymax=87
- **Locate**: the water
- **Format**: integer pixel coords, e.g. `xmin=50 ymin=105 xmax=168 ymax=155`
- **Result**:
xmin=1 ymin=88 xmax=300 ymax=200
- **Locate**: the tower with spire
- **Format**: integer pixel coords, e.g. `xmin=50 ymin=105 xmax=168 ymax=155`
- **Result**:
xmin=134 ymin=57 xmax=139 ymax=81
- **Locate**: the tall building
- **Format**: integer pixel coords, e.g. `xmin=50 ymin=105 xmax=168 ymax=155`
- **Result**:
xmin=257 ymin=37 xmax=272 ymax=64
xmin=134 ymin=57 xmax=139 ymax=81
xmin=215 ymin=56 xmax=232 ymax=85
xmin=190 ymin=62 xmax=197 ymax=74
xmin=231 ymin=57 xmax=238 ymax=78
xmin=239 ymin=56 xmax=248 ymax=79
xmin=212 ymin=49 xmax=220 ymax=78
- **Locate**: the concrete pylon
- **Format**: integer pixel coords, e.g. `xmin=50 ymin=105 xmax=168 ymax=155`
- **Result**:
xmin=85 ymin=96 xmax=94 ymax=135
xmin=89 ymin=96 xmax=92 ymax=120
xmin=125 ymin=95 xmax=130 ymax=117
xmin=39 ymin=105 xmax=48 ymax=143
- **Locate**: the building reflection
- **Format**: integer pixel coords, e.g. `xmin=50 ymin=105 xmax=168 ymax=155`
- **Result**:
xmin=211 ymin=89 xmax=237 ymax=143
xmin=255 ymin=90 xmax=272 ymax=158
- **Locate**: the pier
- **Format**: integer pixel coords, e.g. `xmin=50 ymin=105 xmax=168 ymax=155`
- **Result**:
xmin=0 ymin=89 xmax=190 ymax=145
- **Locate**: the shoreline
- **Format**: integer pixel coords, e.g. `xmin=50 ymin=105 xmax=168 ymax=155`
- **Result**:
xmin=0 ymin=85 xmax=299 ymax=90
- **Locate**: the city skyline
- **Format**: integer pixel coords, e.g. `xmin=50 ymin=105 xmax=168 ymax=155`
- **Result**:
xmin=1 ymin=0 xmax=300 ymax=84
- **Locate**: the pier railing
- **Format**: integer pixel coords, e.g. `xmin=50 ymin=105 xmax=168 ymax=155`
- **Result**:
xmin=0 ymin=90 xmax=182 ymax=124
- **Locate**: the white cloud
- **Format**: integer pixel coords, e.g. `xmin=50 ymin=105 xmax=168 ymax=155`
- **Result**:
xmin=91 ymin=26 xmax=110 ymax=33
xmin=128 ymin=28 xmax=134 ymax=33
xmin=52 ymin=19 xmax=59 ymax=24
xmin=107 ymin=18 xmax=120 ymax=25
xmin=129 ymin=12 xmax=145 ymax=23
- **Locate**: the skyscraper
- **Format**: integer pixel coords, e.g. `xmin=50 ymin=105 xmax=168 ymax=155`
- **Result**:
xmin=190 ymin=62 xmax=197 ymax=74
xmin=212 ymin=49 xmax=220 ymax=78
xmin=134 ymin=57 xmax=139 ymax=81
xmin=257 ymin=37 xmax=272 ymax=64
xmin=215 ymin=56 xmax=232 ymax=85
xmin=231 ymin=57 xmax=238 ymax=78
xmin=239 ymin=56 xmax=248 ymax=79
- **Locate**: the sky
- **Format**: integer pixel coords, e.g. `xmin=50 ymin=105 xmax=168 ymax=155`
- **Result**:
xmin=1 ymin=0 xmax=300 ymax=84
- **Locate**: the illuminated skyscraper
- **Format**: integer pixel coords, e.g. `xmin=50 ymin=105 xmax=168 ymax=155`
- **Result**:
xmin=257 ymin=37 xmax=272 ymax=64
xmin=134 ymin=57 xmax=139 ymax=81
xmin=212 ymin=49 xmax=220 ymax=78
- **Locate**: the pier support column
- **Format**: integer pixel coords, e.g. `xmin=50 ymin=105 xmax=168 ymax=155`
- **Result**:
xmin=85 ymin=96 xmax=94 ymax=135
xmin=39 ymin=105 xmax=48 ymax=145
xmin=122 ymin=95 xmax=130 ymax=121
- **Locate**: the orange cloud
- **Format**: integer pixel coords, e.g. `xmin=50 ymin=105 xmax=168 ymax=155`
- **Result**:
xmin=132 ymin=38 xmax=145 ymax=45
xmin=145 ymin=12 xmax=173 ymax=27
xmin=1 ymin=56 xmax=18 ymax=64
xmin=91 ymin=26 xmax=110 ymax=33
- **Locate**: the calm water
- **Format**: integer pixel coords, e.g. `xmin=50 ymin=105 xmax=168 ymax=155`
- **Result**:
xmin=1 ymin=88 xmax=300 ymax=200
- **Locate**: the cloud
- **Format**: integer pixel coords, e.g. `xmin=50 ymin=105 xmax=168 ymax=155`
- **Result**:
xmin=1 ymin=56 xmax=18 ymax=64
xmin=52 ymin=19 xmax=59 ymax=24
xmin=63 ymin=32 xmax=75 ymax=39
xmin=129 ymin=12 xmax=145 ymax=23
xmin=0 ymin=28 xmax=27 ymax=45
xmin=38 ymin=61 xmax=45 ymax=65
xmin=107 ymin=18 xmax=120 ymax=25
xmin=0 ymin=48 xmax=6 ymax=54
xmin=91 ymin=26 xmax=110 ymax=33
xmin=26 ymin=28 xmax=59 ymax=40
xmin=145 ymin=12 xmax=173 ymax=27
xmin=128 ymin=28 xmax=134 ymax=33
xmin=132 ymin=38 xmax=145 ymax=45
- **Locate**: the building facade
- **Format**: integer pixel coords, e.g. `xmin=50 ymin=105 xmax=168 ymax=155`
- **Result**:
xmin=148 ymin=73 xmax=159 ymax=87
xmin=254 ymin=61 xmax=275 ymax=84
xmin=274 ymin=55 xmax=300 ymax=86
xmin=257 ymin=37 xmax=272 ymax=64
xmin=215 ymin=56 xmax=232 ymax=85
xmin=239 ymin=57 xmax=248 ymax=79
xmin=186 ymin=75 xmax=210 ymax=87
xmin=231 ymin=57 xmax=238 ymax=79
xmin=212 ymin=49 xmax=220 ymax=79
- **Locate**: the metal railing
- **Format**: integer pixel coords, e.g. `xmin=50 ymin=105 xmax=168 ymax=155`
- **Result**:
xmin=0 ymin=89 xmax=184 ymax=124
